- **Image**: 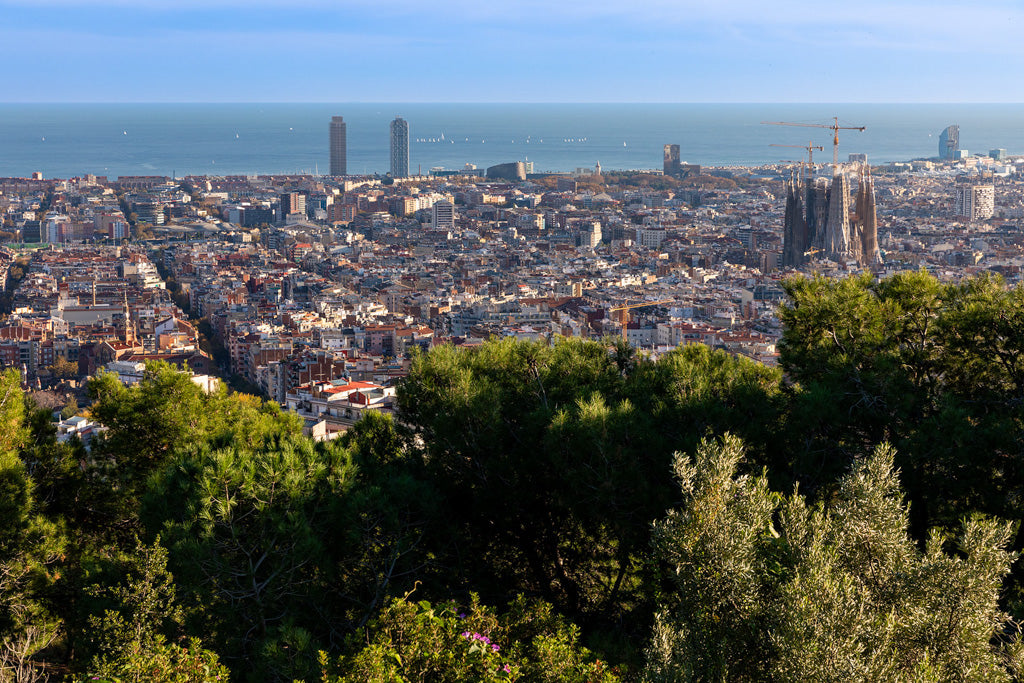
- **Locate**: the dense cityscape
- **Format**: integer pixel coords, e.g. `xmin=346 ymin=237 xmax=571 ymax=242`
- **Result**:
xmin=0 ymin=119 xmax=1020 ymax=437
xmin=5 ymin=114 xmax=1024 ymax=681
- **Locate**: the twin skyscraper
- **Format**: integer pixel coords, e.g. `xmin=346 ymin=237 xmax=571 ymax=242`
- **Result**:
xmin=328 ymin=115 xmax=409 ymax=178
xmin=389 ymin=116 xmax=409 ymax=178
xmin=329 ymin=116 xmax=346 ymax=176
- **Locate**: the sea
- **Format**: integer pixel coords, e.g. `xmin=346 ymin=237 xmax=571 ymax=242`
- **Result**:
xmin=0 ymin=103 xmax=1022 ymax=180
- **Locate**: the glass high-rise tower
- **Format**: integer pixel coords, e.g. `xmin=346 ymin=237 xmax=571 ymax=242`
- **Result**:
xmin=329 ymin=116 xmax=347 ymax=176
xmin=939 ymin=124 xmax=959 ymax=160
xmin=390 ymin=116 xmax=409 ymax=178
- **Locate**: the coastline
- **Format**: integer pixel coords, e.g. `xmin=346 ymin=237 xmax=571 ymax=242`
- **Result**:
xmin=1 ymin=103 xmax=1023 ymax=179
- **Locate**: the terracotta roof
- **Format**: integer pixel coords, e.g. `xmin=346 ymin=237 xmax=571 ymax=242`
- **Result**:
xmin=322 ymin=380 xmax=379 ymax=394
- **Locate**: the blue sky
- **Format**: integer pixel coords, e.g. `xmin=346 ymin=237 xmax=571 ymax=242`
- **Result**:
xmin=2 ymin=0 xmax=1021 ymax=102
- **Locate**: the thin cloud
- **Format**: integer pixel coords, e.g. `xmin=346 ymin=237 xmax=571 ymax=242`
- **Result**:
xmin=0 ymin=27 xmax=418 ymax=53
xmin=7 ymin=0 xmax=1020 ymax=52
xmin=1 ymin=0 xmax=1021 ymax=102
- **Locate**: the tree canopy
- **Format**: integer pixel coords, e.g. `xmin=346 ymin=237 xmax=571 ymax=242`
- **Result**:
xmin=647 ymin=434 xmax=1023 ymax=682
xmin=779 ymin=272 xmax=1024 ymax=545
xmin=398 ymin=337 xmax=784 ymax=630
xmin=4 ymin=271 xmax=1024 ymax=681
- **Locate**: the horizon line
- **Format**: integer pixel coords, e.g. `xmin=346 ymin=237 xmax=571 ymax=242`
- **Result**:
xmin=2 ymin=101 xmax=1024 ymax=106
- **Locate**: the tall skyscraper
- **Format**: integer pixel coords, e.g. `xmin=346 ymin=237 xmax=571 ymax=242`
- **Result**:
xmin=939 ymin=124 xmax=959 ymax=160
xmin=329 ymin=116 xmax=347 ymax=176
xmin=390 ymin=116 xmax=409 ymax=178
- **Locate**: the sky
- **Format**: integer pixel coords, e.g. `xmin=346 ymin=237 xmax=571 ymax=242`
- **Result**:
xmin=2 ymin=0 xmax=1022 ymax=103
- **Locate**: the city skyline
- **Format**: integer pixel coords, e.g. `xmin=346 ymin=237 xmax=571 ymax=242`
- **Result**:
xmin=2 ymin=0 xmax=1023 ymax=103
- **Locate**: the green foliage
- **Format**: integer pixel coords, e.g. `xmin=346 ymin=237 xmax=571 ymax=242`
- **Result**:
xmin=144 ymin=435 xmax=356 ymax=679
xmin=21 ymin=406 xmax=95 ymax=544
xmin=88 ymin=362 xmax=302 ymax=471
xmin=0 ymin=443 xmax=66 ymax=673
xmin=84 ymin=362 xmax=303 ymax=543
xmin=48 ymin=356 xmax=80 ymax=380
xmin=0 ymin=369 xmax=28 ymax=456
xmin=0 ymin=448 xmax=33 ymax=560
xmin=500 ymin=596 xmax=621 ymax=683
xmin=779 ymin=271 xmax=1024 ymax=541
xmin=399 ymin=338 xmax=635 ymax=617
xmin=79 ymin=637 xmax=230 ymax=683
xmin=0 ymin=370 xmax=67 ymax=681
xmin=61 ymin=395 xmax=79 ymax=420
xmin=327 ymin=594 xmax=618 ymax=682
xmin=6 ymin=274 xmax=1024 ymax=682
xmin=81 ymin=369 xmax=434 ymax=680
xmin=329 ymin=596 xmax=511 ymax=682
xmin=647 ymin=434 xmax=1024 ymax=682
xmin=626 ymin=343 xmax=786 ymax=473
xmin=337 ymin=411 xmax=441 ymax=626
xmin=646 ymin=434 xmax=781 ymax=681
xmin=83 ymin=539 xmax=184 ymax=671
xmin=398 ymin=337 xmax=784 ymax=631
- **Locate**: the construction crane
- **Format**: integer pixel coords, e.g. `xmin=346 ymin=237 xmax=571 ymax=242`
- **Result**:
xmin=608 ymin=299 xmax=675 ymax=342
xmin=761 ymin=117 xmax=865 ymax=170
xmin=778 ymin=159 xmax=807 ymax=179
xmin=770 ymin=141 xmax=823 ymax=180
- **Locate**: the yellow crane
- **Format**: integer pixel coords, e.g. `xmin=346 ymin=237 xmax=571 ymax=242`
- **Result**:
xmin=761 ymin=117 xmax=865 ymax=170
xmin=770 ymin=141 xmax=824 ymax=180
xmin=608 ymin=299 xmax=676 ymax=341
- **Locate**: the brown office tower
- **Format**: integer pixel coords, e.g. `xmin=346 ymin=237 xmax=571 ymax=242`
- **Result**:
xmin=663 ymin=144 xmax=681 ymax=176
xmin=329 ymin=116 xmax=347 ymax=176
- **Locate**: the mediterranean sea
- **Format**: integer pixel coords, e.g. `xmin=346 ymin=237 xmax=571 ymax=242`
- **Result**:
xmin=1 ymin=103 xmax=1022 ymax=180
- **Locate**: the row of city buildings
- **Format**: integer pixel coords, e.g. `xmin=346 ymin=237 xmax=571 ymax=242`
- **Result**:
xmin=4 ymin=148 xmax=1024 ymax=440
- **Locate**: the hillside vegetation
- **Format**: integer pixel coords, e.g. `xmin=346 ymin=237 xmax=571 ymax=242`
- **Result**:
xmin=2 ymin=270 xmax=1024 ymax=682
